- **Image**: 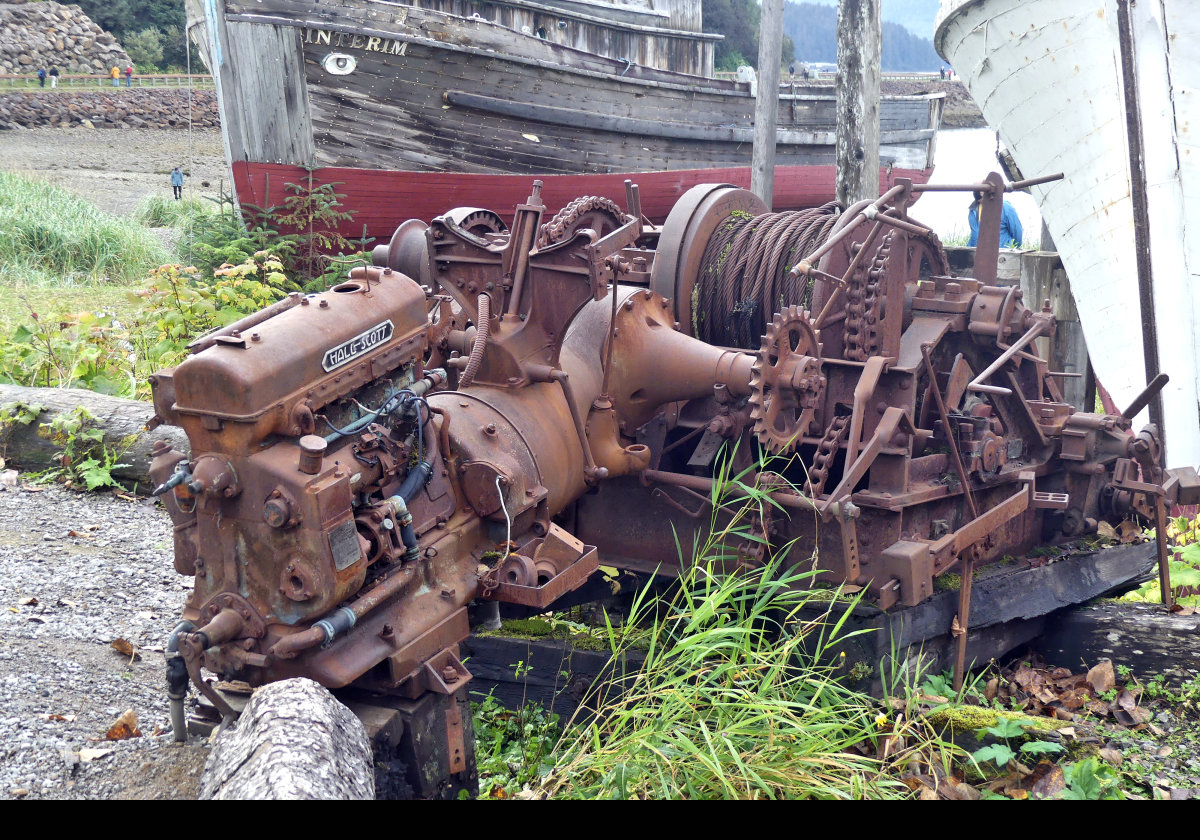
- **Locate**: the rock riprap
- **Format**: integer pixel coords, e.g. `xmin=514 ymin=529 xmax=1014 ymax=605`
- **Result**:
xmin=0 ymin=88 xmax=219 ymax=129
xmin=0 ymin=0 xmax=132 ymax=76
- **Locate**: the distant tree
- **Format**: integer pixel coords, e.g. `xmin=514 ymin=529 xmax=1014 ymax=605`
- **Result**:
xmin=782 ymin=1 xmax=941 ymax=71
xmin=72 ymin=0 xmax=139 ymax=37
xmin=705 ymin=0 xmax=796 ymax=71
xmin=125 ymin=28 xmax=165 ymax=69
xmin=73 ymin=0 xmax=190 ymax=70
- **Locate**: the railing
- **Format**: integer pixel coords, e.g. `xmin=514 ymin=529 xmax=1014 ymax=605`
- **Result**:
xmin=0 ymin=74 xmax=215 ymax=89
xmin=713 ymin=70 xmax=949 ymax=83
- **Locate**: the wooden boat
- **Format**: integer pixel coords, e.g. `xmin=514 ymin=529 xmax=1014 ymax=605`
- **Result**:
xmin=935 ymin=0 xmax=1200 ymax=469
xmin=188 ymin=0 xmax=944 ymax=234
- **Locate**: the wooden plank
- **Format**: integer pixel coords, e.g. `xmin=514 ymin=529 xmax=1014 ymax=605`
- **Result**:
xmin=1035 ymin=601 xmax=1200 ymax=684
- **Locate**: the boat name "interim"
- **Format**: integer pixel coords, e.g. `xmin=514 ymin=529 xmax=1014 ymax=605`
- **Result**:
xmin=304 ymin=28 xmax=408 ymax=55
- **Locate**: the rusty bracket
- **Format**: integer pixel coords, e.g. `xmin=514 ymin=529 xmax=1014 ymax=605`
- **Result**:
xmin=445 ymin=695 xmax=467 ymax=775
xmin=177 ymin=633 xmax=238 ymax=721
xmin=821 ymin=406 xmax=914 ymax=517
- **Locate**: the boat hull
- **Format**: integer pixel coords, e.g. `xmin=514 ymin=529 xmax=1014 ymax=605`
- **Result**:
xmin=233 ymin=160 xmax=933 ymax=230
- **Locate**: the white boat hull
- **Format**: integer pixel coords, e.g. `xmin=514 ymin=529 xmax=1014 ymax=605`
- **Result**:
xmin=936 ymin=0 xmax=1200 ymax=468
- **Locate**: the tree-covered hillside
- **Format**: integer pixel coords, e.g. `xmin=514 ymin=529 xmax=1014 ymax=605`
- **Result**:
xmin=70 ymin=0 xmax=194 ymax=71
xmin=783 ymin=1 xmax=942 ymax=71
xmin=704 ymin=0 xmax=796 ymax=71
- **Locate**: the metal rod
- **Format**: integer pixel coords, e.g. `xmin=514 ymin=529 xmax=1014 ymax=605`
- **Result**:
xmin=921 ymin=343 xmax=979 ymax=519
xmin=1008 ymin=173 xmax=1064 ymax=190
xmin=1154 ymin=496 xmax=1175 ymax=609
xmin=952 ymin=553 xmax=976 ymax=692
xmin=1115 ymin=0 xmax=1166 ymax=445
xmin=966 ymin=319 xmax=1050 ymax=396
xmin=1121 ymin=372 xmax=1170 ymax=421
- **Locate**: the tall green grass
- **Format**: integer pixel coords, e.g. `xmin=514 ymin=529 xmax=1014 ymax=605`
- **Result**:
xmin=541 ymin=462 xmax=916 ymax=800
xmin=0 ymin=171 xmax=170 ymax=285
xmin=132 ymin=194 xmax=213 ymax=229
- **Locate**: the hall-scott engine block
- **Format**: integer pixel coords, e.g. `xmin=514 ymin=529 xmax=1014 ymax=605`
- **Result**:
xmin=150 ymin=177 xmax=1195 ymax=760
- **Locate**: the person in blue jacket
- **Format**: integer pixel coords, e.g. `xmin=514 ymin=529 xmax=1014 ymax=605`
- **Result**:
xmin=967 ymin=190 xmax=1024 ymax=248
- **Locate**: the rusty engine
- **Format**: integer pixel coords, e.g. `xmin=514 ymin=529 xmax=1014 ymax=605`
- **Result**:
xmin=149 ymin=174 xmax=1184 ymax=790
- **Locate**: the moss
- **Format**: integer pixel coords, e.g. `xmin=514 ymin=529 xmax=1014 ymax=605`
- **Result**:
xmin=926 ymin=704 xmax=1073 ymax=735
xmin=935 ymin=572 xmax=962 ymax=592
xmin=475 ymin=617 xmax=635 ymax=652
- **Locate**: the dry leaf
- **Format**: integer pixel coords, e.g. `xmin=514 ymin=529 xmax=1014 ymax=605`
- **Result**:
xmin=1116 ymin=520 xmax=1143 ymax=543
xmin=1087 ymin=660 xmax=1115 ymax=694
xmin=105 ymin=709 xmax=142 ymax=740
xmin=1030 ymin=762 xmax=1067 ymax=798
xmin=1099 ymin=747 xmax=1124 ymax=767
xmin=110 ymin=638 xmax=140 ymax=661
xmin=79 ymin=747 xmax=113 ymax=762
xmin=46 ymin=713 xmax=75 ymax=722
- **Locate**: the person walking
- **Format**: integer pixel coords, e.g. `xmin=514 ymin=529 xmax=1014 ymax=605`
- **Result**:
xmin=37 ymin=67 xmax=46 ymax=88
xmin=967 ymin=191 xmax=1024 ymax=249
xmin=49 ymin=67 xmax=59 ymax=88
xmin=125 ymin=65 xmax=133 ymax=87
xmin=110 ymin=66 xmax=120 ymax=87
xmin=170 ymin=166 xmax=184 ymax=200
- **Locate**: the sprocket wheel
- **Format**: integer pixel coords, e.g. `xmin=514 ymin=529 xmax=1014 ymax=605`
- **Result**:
xmin=749 ymin=306 xmax=825 ymax=454
xmin=536 ymin=196 xmax=630 ymax=248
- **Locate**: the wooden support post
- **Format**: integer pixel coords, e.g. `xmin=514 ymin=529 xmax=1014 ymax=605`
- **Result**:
xmin=836 ymin=0 xmax=881 ymax=207
xmin=751 ymin=0 xmax=785 ymax=206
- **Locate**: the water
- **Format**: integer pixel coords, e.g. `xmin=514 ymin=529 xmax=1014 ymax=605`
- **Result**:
xmin=913 ymin=127 xmax=1044 ymax=246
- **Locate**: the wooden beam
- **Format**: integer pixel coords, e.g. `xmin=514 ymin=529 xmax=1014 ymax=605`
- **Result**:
xmin=836 ymin=0 xmax=881 ymax=206
xmin=751 ymin=0 xmax=785 ymax=205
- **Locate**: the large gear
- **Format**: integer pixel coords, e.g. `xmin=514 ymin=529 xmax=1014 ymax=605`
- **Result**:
xmin=748 ymin=306 xmax=826 ymax=454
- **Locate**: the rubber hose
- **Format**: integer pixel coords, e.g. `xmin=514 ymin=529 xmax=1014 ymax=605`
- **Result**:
xmin=458 ymin=293 xmax=490 ymax=387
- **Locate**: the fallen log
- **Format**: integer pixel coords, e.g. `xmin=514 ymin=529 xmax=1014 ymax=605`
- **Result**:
xmin=201 ymin=678 xmax=375 ymax=800
xmin=1034 ymin=601 xmax=1200 ymax=686
xmin=0 ymin=384 xmax=187 ymax=490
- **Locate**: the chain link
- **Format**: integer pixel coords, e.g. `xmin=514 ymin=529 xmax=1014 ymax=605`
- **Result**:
xmin=803 ymin=414 xmax=850 ymax=498
xmin=843 ymin=231 xmax=892 ymax=361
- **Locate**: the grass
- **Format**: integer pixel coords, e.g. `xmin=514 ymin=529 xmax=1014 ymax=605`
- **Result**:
xmin=0 ymin=284 xmax=136 ymax=336
xmin=531 ymin=459 xmax=938 ymax=800
xmin=132 ymin=194 xmax=214 ymax=229
xmin=0 ymin=171 xmax=170 ymax=286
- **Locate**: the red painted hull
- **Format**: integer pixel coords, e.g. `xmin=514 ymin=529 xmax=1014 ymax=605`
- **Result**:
xmin=233 ymin=161 xmax=932 ymax=240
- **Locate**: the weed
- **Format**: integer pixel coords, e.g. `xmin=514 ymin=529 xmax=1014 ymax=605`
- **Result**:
xmin=34 ymin=406 xmax=132 ymax=491
xmin=473 ymin=693 xmax=561 ymax=799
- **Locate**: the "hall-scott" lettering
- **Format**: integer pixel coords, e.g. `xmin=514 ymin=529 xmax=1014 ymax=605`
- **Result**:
xmin=322 ymin=320 xmax=395 ymax=372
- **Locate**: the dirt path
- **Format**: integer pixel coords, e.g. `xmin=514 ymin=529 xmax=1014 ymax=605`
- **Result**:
xmin=0 ymin=126 xmax=227 ymax=216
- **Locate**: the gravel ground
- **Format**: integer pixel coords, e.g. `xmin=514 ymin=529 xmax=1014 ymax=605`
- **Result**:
xmin=0 ymin=126 xmax=226 ymax=216
xmin=0 ymin=480 xmax=208 ymax=800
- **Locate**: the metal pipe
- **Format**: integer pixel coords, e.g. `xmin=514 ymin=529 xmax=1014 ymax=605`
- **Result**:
xmin=165 ymin=620 xmax=195 ymax=743
xmin=187 ymin=292 xmax=303 ymax=354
